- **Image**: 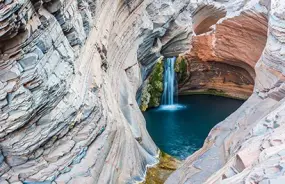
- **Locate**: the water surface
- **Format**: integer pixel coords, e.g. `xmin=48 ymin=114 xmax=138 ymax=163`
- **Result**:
xmin=143 ymin=95 xmax=244 ymax=160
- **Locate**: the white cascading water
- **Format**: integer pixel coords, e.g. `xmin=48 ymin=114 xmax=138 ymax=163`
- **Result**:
xmin=162 ymin=57 xmax=176 ymax=105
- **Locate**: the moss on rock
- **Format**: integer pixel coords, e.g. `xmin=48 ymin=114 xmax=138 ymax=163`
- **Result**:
xmin=175 ymin=55 xmax=188 ymax=83
xmin=140 ymin=57 xmax=164 ymax=111
xmin=141 ymin=151 xmax=181 ymax=184
xmin=140 ymin=55 xmax=189 ymax=111
xmin=140 ymin=82 xmax=151 ymax=111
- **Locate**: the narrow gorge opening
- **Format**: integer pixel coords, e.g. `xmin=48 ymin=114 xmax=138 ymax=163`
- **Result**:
xmin=142 ymin=57 xmax=246 ymax=160
xmin=138 ymin=2 xmax=268 ymax=182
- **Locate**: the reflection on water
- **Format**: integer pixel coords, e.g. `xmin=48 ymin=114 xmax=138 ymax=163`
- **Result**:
xmin=157 ymin=104 xmax=186 ymax=111
xmin=143 ymin=95 xmax=244 ymax=160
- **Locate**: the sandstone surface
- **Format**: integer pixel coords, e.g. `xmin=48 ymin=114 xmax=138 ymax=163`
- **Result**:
xmin=177 ymin=0 xmax=268 ymax=99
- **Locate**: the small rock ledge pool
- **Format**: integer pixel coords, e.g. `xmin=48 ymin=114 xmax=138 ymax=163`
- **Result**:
xmin=143 ymin=94 xmax=245 ymax=160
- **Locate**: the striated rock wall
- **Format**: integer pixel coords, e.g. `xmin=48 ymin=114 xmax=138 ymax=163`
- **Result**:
xmin=178 ymin=1 xmax=268 ymax=99
xmin=179 ymin=60 xmax=254 ymax=99
xmin=3 ymin=0 xmax=285 ymax=183
xmin=0 ymin=0 xmax=193 ymax=183
xmin=167 ymin=0 xmax=285 ymax=183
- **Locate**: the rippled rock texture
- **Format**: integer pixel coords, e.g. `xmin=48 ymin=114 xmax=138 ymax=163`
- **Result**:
xmin=2 ymin=0 xmax=285 ymax=183
xmin=178 ymin=58 xmax=255 ymax=99
xmin=167 ymin=0 xmax=285 ymax=184
xmin=178 ymin=2 xmax=268 ymax=99
xmin=0 ymin=0 xmax=192 ymax=183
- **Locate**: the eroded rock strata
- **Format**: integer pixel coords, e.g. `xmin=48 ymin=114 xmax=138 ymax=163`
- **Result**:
xmin=167 ymin=0 xmax=285 ymax=183
xmin=0 ymin=0 xmax=192 ymax=183
xmin=178 ymin=1 xmax=268 ymax=99
xmin=178 ymin=59 xmax=255 ymax=100
xmin=1 ymin=0 xmax=285 ymax=183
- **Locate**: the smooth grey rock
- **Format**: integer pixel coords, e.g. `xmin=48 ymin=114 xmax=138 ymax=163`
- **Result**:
xmin=0 ymin=178 xmax=9 ymax=184
xmin=6 ymin=155 xmax=28 ymax=167
xmin=18 ymin=53 xmax=39 ymax=71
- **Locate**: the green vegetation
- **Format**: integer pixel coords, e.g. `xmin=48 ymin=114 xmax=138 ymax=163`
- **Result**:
xmin=141 ymin=151 xmax=181 ymax=184
xmin=175 ymin=55 xmax=188 ymax=83
xmin=140 ymin=83 xmax=151 ymax=111
xmin=141 ymin=57 xmax=164 ymax=111
xmin=69 ymin=121 xmax=76 ymax=129
xmin=140 ymin=55 xmax=190 ymax=111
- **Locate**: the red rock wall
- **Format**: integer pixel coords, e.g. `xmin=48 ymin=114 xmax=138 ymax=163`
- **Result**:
xmin=179 ymin=9 xmax=268 ymax=99
xmin=188 ymin=10 xmax=268 ymax=78
xmin=179 ymin=60 xmax=254 ymax=99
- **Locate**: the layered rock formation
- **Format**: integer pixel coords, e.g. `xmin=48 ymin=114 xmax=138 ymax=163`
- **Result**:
xmin=167 ymin=0 xmax=285 ymax=183
xmin=178 ymin=59 xmax=255 ymax=99
xmin=178 ymin=2 xmax=268 ymax=99
xmin=3 ymin=0 xmax=285 ymax=183
xmin=0 ymin=0 xmax=192 ymax=183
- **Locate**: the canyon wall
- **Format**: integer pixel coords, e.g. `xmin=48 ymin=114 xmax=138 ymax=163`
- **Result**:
xmin=0 ymin=0 xmax=192 ymax=183
xmin=167 ymin=0 xmax=285 ymax=183
xmin=178 ymin=2 xmax=268 ymax=99
xmin=2 ymin=0 xmax=285 ymax=183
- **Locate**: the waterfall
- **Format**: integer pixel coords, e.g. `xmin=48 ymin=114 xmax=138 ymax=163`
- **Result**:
xmin=162 ymin=57 xmax=176 ymax=105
